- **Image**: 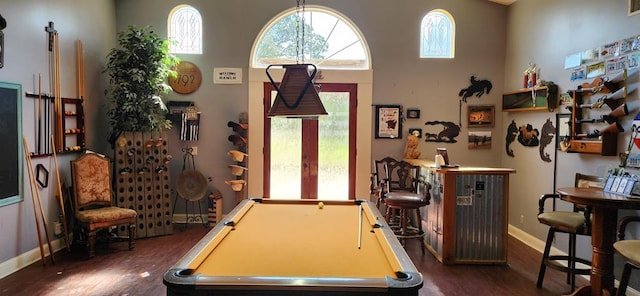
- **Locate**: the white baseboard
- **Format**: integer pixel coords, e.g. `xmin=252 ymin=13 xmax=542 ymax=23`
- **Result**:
xmin=508 ymin=224 xmax=640 ymax=296
xmin=0 ymin=237 xmax=66 ymax=280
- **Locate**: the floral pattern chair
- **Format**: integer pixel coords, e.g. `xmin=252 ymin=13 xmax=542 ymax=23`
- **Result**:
xmin=71 ymin=153 xmax=136 ymax=258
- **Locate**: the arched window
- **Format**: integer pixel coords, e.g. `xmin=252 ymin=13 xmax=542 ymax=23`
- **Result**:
xmin=168 ymin=5 xmax=202 ymax=54
xmin=420 ymin=9 xmax=455 ymax=58
xmin=252 ymin=6 xmax=370 ymax=70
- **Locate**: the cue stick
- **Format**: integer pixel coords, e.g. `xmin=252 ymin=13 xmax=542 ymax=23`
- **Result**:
xmin=26 ymin=138 xmax=56 ymax=264
xmin=50 ymin=135 xmax=71 ymax=252
xmin=54 ymin=31 xmax=63 ymax=151
xmin=76 ymin=40 xmax=84 ymax=99
xmin=37 ymin=74 xmax=42 ymax=154
xmin=22 ymin=137 xmax=48 ymax=265
xmin=357 ymin=204 xmax=363 ymax=249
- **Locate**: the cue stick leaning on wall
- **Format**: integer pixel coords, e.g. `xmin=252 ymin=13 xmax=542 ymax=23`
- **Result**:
xmin=22 ymin=137 xmax=54 ymax=265
xmin=50 ymin=135 xmax=70 ymax=252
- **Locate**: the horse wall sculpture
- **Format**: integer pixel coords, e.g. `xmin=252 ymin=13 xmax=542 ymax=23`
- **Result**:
xmin=459 ymin=76 xmax=493 ymax=102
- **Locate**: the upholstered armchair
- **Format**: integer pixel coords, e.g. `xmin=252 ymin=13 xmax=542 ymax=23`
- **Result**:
xmin=71 ymin=153 xmax=137 ymax=258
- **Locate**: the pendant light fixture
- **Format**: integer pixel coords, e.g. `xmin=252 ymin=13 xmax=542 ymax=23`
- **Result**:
xmin=266 ymin=0 xmax=327 ymax=118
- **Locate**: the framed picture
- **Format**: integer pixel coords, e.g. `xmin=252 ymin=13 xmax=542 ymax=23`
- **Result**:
xmin=630 ymin=0 xmax=640 ymax=16
xmin=408 ymin=128 xmax=422 ymax=138
xmin=0 ymin=81 xmax=22 ymax=207
xmin=467 ymin=105 xmax=494 ymax=128
xmin=375 ymin=105 xmax=402 ymax=139
xmin=556 ymin=113 xmax=572 ymax=150
xmin=407 ymin=109 xmax=420 ymax=119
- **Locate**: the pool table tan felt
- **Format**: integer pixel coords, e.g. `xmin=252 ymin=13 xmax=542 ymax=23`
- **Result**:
xmin=163 ymin=198 xmax=422 ymax=295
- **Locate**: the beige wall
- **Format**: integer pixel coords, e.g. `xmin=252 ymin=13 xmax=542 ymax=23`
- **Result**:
xmin=5 ymin=0 xmax=637 ymax=287
xmin=503 ymin=0 xmax=640 ymax=284
xmin=114 ymin=0 xmax=508 ymax=212
xmin=0 ymin=0 xmax=116 ymax=270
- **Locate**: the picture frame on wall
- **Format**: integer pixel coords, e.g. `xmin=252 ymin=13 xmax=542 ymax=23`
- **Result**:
xmin=0 ymin=81 xmax=23 ymax=207
xmin=375 ymin=105 xmax=402 ymax=139
xmin=556 ymin=113 xmax=572 ymax=150
xmin=630 ymin=0 xmax=640 ymax=16
xmin=406 ymin=109 xmax=420 ymax=119
xmin=408 ymin=128 xmax=422 ymax=138
xmin=467 ymin=105 xmax=494 ymax=128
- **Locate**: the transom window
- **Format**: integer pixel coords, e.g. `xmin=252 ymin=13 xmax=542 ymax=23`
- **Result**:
xmin=252 ymin=6 xmax=369 ymax=70
xmin=420 ymin=9 xmax=455 ymax=59
xmin=168 ymin=5 xmax=202 ymax=54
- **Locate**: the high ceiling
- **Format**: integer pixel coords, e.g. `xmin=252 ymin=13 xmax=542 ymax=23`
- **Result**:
xmin=488 ymin=0 xmax=516 ymax=5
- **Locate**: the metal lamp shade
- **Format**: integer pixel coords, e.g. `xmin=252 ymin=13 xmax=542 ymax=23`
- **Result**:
xmin=266 ymin=64 xmax=327 ymax=118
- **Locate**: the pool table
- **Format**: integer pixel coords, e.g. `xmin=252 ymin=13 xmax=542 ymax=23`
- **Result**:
xmin=163 ymin=198 xmax=423 ymax=295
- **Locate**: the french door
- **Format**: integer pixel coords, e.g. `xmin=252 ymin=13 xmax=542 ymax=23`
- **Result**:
xmin=263 ymin=83 xmax=357 ymax=200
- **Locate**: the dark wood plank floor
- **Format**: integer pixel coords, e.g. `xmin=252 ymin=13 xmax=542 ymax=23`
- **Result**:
xmin=0 ymin=225 xmax=585 ymax=296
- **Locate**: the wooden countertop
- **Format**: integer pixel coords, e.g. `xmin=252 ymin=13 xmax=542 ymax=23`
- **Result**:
xmin=404 ymin=158 xmax=515 ymax=174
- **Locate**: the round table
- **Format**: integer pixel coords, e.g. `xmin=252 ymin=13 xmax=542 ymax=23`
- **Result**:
xmin=557 ymin=187 xmax=640 ymax=296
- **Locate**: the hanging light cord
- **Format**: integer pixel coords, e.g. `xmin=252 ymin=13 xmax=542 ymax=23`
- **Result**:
xmin=295 ymin=0 xmax=306 ymax=64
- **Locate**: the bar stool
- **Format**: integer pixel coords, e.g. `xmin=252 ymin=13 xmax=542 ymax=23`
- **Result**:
xmin=536 ymin=173 xmax=603 ymax=292
xmin=381 ymin=160 xmax=431 ymax=254
xmin=384 ymin=192 xmax=429 ymax=254
xmin=614 ymin=216 xmax=640 ymax=296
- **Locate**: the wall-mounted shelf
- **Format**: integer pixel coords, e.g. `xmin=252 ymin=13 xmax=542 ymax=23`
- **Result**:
xmin=502 ymin=85 xmax=556 ymax=112
xmin=25 ymin=92 xmax=85 ymax=156
xmin=564 ymin=70 xmax=629 ymax=156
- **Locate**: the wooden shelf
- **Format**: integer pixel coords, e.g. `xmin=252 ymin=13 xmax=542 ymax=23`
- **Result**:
xmin=566 ymin=134 xmax=617 ymax=156
xmin=502 ymin=86 xmax=555 ymax=112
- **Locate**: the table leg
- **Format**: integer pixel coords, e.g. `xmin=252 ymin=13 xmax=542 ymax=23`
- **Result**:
xmin=589 ymin=206 xmax=617 ymax=296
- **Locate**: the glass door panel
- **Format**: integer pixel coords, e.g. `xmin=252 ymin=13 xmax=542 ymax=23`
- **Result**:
xmin=269 ymin=112 xmax=302 ymax=199
xmin=317 ymin=92 xmax=349 ymax=200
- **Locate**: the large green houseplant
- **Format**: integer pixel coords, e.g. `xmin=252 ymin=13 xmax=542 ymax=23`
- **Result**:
xmin=104 ymin=25 xmax=179 ymax=145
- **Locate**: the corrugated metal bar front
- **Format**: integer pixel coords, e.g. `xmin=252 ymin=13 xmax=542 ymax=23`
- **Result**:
xmin=454 ymin=174 xmax=505 ymax=263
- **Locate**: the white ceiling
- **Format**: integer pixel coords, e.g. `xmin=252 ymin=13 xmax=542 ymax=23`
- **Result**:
xmin=488 ymin=0 xmax=516 ymax=5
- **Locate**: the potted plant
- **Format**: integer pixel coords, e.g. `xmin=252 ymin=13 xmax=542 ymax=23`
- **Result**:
xmin=103 ymin=25 xmax=179 ymax=146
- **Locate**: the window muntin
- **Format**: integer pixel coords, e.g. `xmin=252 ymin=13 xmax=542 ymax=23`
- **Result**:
xmin=420 ymin=9 xmax=455 ymax=58
xmin=252 ymin=6 xmax=369 ymax=70
xmin=168 ymin=5 xmax=202 ymax=54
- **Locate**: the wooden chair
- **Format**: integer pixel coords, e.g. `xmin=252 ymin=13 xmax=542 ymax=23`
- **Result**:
xmin=614 ymin=216 xmax=640 ymax=296
xmin=70 ymin=153 xmax=137 ymax=258
xmin=536 ymin=173 xmax=604 ymax=292
xmin=371 ymin=157 xmax=398 ymax=209
xmin=381 ymin=160 xmax=431 ymax=254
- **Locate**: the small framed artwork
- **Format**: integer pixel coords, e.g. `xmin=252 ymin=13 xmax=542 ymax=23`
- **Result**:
xmin=407 ymin=109 xmax=420 ymax=119
xmin=630 ymin=0 xmax=640 ymax=16
xmin=375 ymin=105 xmax=402 ymax=139
xmin=556 ymin=113 xmax=572 ymax=150
xmin=408 ymin=128 xmax=422 ymax=138
xmin=467 ymin=105 xmax=494 ymax=128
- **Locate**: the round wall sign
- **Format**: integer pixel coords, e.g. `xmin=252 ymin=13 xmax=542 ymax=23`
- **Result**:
xmin=169 ymin=61 xmax=202 ymax=94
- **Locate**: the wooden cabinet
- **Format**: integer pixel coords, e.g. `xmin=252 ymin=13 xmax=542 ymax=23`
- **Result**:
xmin=565 ymin=70 xmax=628 ymax=156
xmin=405 ymin=159 xmax=514 ymax=265
xmin=502 ymin=85 xmax=557 ymax=112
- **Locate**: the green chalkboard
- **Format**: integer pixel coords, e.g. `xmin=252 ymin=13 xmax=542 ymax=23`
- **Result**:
xmin=0 ymin=81 xmax=22 ymax=206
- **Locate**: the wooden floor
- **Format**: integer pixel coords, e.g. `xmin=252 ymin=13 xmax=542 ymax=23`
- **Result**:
xmin=0 ymin=225 xmax=585 ymax=296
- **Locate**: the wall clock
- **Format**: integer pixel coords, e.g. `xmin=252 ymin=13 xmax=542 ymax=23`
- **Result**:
xmin=169 ymin=61 xmax=202 ymax=94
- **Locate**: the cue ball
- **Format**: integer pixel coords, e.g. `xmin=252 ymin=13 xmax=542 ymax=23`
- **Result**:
xmin=318 ymin=202 xmax=324 ymax=209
